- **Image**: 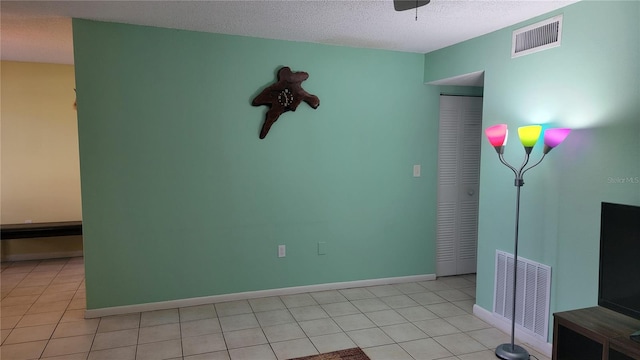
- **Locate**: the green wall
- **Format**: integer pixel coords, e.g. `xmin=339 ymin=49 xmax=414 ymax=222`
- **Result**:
xmin=424 ymin=1 xmax=640 ymax=340
xmin=73 ymin=20 xmax=438 ymax=309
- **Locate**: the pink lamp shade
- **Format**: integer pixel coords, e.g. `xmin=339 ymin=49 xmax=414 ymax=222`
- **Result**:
xmin=485 ymin=124 xmax=508 ymax=147
xmin=544 ymin=128 xmax=571 ymax=148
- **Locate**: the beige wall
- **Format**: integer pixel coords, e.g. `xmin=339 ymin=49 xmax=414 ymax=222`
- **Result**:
xmin=1 ymin=61 xmax=81 ymax=224
xmin=1 ymin=61 xmax=82 ymax=260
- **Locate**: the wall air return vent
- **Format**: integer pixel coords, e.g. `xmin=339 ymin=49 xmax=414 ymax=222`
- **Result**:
xmin=512 ymin=15 xmax=563 ymax=58
xmin=493 ymin=250 xmax=551 ymax=341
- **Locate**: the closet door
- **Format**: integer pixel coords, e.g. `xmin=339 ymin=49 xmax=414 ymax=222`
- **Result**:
xmin=436 ymin=95 xmax=483 ymax=276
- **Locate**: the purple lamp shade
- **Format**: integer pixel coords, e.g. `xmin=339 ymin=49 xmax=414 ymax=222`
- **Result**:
xmin=543 ymin=128 xmax=571 ymax=153
xmin=544 ymin=128 xmax=571 ymax=148
xmin=485 ymin=124 xmax=508 ymax=147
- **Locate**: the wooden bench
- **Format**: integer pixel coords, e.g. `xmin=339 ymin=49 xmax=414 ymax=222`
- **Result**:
xmin=1 ymin=221 xmax=82 ymax=240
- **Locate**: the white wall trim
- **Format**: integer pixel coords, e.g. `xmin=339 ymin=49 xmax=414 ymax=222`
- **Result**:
xmin=473 ymin=304 xmax=552 ymax=358
xmin=1 ymin=250 xmax=84 ymax=262
xmin=85 ymin=273 xmax=436 ymax=318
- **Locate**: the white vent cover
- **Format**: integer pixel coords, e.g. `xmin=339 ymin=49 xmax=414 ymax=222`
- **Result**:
xmin=511 ymin=15 xmax=563 ymax=58
xmin=493 ymin=250 xmax=551 ymax=341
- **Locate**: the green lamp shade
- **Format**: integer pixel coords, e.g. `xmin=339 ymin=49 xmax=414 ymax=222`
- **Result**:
xmin=518 ymin=125 xmax=542 ymax=147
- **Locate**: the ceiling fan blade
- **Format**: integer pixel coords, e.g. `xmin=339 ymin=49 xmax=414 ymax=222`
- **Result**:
xmin=393 ymin=0 xmax=431 ymax=11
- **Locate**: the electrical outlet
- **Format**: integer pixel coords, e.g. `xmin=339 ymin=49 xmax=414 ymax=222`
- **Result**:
xmin=24 ymin=219 xmax=33 ymax=224
xmin=278 ymin=245 xmax=286 ymax=258
xmin=413 ymin=165 xmax=421 ymax=177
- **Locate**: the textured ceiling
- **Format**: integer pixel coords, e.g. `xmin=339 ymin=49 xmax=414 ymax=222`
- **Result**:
xmin=1 ymin=0 xmax=579 ymax=65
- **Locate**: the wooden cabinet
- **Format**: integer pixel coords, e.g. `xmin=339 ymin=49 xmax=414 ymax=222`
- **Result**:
xmin=553 ymin=306 xmax=640 ymax=360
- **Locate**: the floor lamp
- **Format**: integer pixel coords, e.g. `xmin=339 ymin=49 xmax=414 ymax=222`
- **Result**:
xmin=484 ymin=124 xmax=571 ymax=360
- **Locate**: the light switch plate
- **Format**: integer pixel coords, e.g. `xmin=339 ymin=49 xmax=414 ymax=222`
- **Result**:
xmin=318 ymin=242 xmax=326 ymax=255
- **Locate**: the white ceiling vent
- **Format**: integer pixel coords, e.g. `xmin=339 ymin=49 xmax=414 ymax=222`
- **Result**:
xmin=512 ymin=15 xmax=563 ymax=58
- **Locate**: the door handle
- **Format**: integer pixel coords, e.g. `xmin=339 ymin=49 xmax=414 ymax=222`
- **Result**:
xmin=467 ymin=189 xmax=475 ymax=196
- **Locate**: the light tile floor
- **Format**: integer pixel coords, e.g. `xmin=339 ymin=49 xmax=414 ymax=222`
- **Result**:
xmin=0 ymin=257 xmax=551 ymax=360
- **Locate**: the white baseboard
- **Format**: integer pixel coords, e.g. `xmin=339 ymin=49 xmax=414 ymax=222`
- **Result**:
xmin=1 ymin=250 xmax=84 ymax=262
xmin=473 ymin=304 xmax=552 ymax=358
xmin=85 ymin=273 xmax=436 ymax=318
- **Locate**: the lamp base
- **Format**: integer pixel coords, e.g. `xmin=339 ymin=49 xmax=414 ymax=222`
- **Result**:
xmin=495 ymin=343 xmax=530 ymax=360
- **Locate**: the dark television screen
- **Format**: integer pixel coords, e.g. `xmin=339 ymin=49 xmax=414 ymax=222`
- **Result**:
xmin=598 ymin=202 xmax=640 ymax=320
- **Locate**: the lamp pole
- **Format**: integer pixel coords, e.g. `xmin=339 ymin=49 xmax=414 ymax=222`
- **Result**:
xmin=511 ymin=178 xmax=522 ymax=353
xmin=485 ymin=125 xmax=570 ymax=360
xmin=494 ymin=149 xmax=545 ymax=360
xmin=494 ymin=151 xmax=545 ymax=360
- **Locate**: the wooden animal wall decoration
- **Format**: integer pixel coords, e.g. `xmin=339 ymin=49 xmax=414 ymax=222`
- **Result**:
xmin=252 ymin=67 xmax=320 ymax=139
